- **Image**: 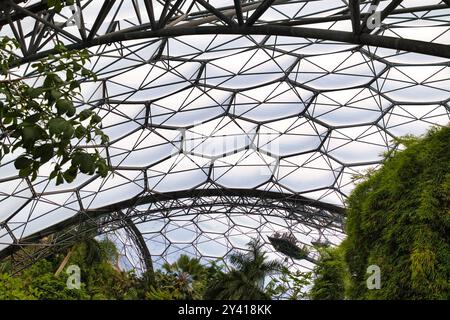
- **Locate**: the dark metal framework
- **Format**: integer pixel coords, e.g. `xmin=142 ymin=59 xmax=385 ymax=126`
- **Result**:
xmin=0 ymin=0 xmax=449 ymax=273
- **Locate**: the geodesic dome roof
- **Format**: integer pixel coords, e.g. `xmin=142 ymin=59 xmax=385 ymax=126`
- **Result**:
xmin=0 ymin=0 xmax=449 ymax=272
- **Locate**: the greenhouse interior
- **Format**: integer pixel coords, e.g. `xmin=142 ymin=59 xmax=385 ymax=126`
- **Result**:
xmin=0 ymin=0 xmax=448 ymax=301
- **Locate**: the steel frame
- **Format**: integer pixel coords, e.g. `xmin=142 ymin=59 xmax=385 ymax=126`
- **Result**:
xmin=0 ymin=0 xmax=449 ymax=273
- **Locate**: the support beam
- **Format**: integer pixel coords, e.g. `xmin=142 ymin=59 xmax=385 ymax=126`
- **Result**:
xmin=380 ymin=0 xmax=404 ymax=22
xmin=349 ymin=0 xmax=361 ymax=35
xmin=2 ymin=2 xmax=446 ymax=30
xmin=143 ymin=0 xmax=157 ymax=30
xmin=173 ymin=1 xmax=262 ymax=28
xmin=0 ymin=0 xmax=49 ymax=28
xmin=361 ymin=0 xmax=403 ymax=33
xmin=158 ymin=0 xmax=184 ymax=29
xmin=245 ymin=0 xmax=276 ymax=26
xmin=0 ymin=188 xmax=345 ymax=260
xmin=15 ymin=24 xmax=450 ymax=65
xmin=234 ymin=0 xmax=244 ymax=25
xmin=8 ymin=0 xmax=81 ymax=43
xmin=194 ymin=0 xmax=237 ymax=26
xmin=75 ymin=0 xmax=87 ymax=41
xmin=87 ymin=0 xmax=116 ymax=41
xmin=118 ymin=211 xmax=154 ymax=276
xmin=277 ymin=3 xmax=447 ymax=27
xmin=157 ymin=0 xmax=172 ymax=28
xmin=360 ymin=0 xmax=380 ymax=33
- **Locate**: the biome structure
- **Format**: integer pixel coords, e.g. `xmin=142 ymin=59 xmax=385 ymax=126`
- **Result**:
xmin=0 ymin=0 xmax=449 ymax=273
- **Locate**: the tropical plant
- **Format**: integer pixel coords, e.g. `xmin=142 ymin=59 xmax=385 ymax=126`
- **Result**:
xmin=307 ymin=126 xmax=450 ymax=300
xmin=0 ymin=258 xmax=90 ymax=300
xmin=341 ymin=125 xmax=450 ymax=299
xmin=0 ymin=35 xmax=109 ymax=184
xmin=204 ymin=239 xmax=283 ymax=300
xmin=146 ymin=255 xmax=222 ymax=300
xmin=309 ymin=246 xmax=346 ymax=300
xmin=0 ymin=238 xmax=143 ymax=300
xmin=265 ymin=266 xmax=311 ymax=300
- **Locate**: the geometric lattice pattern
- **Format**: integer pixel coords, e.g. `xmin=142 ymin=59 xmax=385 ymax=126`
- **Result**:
xmin=0 ymin=0 xmax=449 ymax=272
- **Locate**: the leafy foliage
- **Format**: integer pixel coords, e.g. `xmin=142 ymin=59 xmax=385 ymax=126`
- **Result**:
xmin=0 ymin=238 xmax=140 ymax=300
xmin=318 ymin=125 xmax=450 ymax=300
xmin=0 ymin=258 xmax=90 ymax=300
xmin=0 ymin=237 xmax=314 ymax=300
xmin=345 ymin=126 xmax=449 ymax=299
xmin=265 ymin=266 xmax=311 ymax=300
xmin=0 ymin=36 xmax=109 ymax=184
xmin=309 ymin=246 xmax=346 ymax=300
xmin=65 ymin=238 xmax=140 ymax=299
xmin=204 ymin=239 xmax=283 ymax=300
xmin=47 ymin=0 xmax=76 ymax=12
xmin=146 ymin=255 xmax=223 ymax=300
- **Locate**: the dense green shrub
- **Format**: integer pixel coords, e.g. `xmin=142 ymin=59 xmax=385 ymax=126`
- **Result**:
xmin=309 ymin=125 xmax=450 ymax=300
xmin=342 ymin=125 xmax=450 ymax=299
xmin=309 ymin=246 xmax=346 ymax=300
xmin=0 ymin=239 xmax=140 ymax=300
xmin=0 ymin=259 xmax=89 ymax=300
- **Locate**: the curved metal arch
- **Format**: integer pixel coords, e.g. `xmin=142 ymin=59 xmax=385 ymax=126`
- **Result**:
xmin=1 ymin=212 xmax=156 ymax=274
xmin=14 ymin=25 xmax=450 ymax=65
xmin=1 ymin=0 xmax=449 ymax=66
xmin=116 ymin=210 xmax=154 ymax=275
xmin=0 ymin=188 xmax=344 ymax=261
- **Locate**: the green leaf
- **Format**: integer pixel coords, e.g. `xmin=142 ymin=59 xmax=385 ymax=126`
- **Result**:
xmin=55 ymin=99 xmax=73 ymax=116
xmin=51 ymin=89 xmax=63 ymax=100
xmin=73 ymin=152 xmax=95 ymax=174
xmin=35 ymin=144 xmax=54 ymax=163
xmin=31 ymin=169 xmax=38 ymax=181
xmin=24 ymin=113 xmax=41 ymax=124
xmin=63 ymin=165 xmax=77 ymax=183
xmin=66 ymin=69 xmax=74 ymax=81
xmin=97 ymin=160 xmax=109 ymax=177
xmin=69 ymin=80 xmax=80 ymax=90
xmin=81 ymin=68 xmax=91 ymax=77
xmin=75 ymin=125 xmax=86 ymax=139
xmin=19 ymin=166 xmax=33 ymax=178
xmin=66 ymin=104 xmax=76 ymax=118
xmin=90 ymin=114 xmax=102 ymax=124
xmin=49 ymin=169 xmax=58 ymax=180
xmin=27 ymin=87 xmax=42 ymax=98
xmin=48 ymin=117 xmax=67 ymax=136
xmin=56 ymin=172 xmax=64 ymax=185
xmin=100 ymin=133 xmax=109 ymax=145
xmin=14 ymin=156 xmax=33 ymax=170
xmin=79 ymin=109 xmax=93 ymax=121
xmin=27 ymin=100 xmax=40 ymax=110
xmin=62 ymin=123 xmax=75 ymax=140
xmin=22 ymin=125 xmax=42 ymax=147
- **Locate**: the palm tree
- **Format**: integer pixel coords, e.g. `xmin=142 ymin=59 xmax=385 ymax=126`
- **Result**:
xmin=204 ymin=239 xmax=282 ymax=300
xmin=162 ymin=254 xmax=207 ymax=282
xmin=159 ymin=255 xmax=208 ymax=299
xmin=55 ymin=237 xmax=118 ymax=276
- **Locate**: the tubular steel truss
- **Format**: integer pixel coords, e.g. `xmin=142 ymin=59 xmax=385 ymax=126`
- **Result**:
xmin=0 ymin=0 xmax=449 ymax=273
